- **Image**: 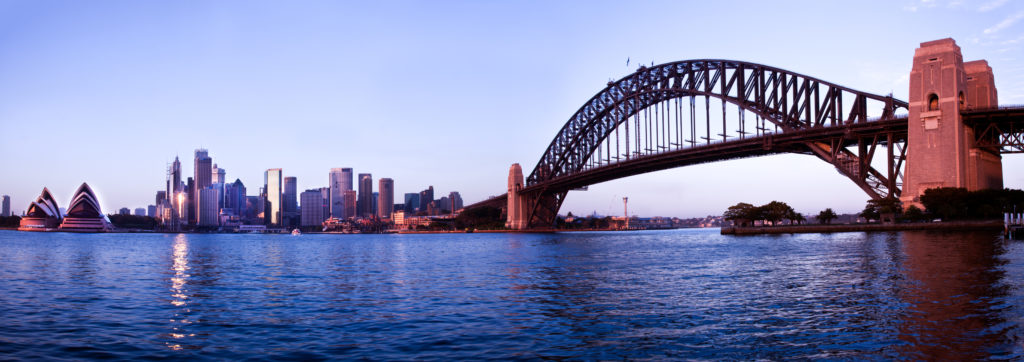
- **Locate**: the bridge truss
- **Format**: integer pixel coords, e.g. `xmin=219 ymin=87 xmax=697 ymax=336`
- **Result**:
xmin=521 ymin=60 xmax=910 ymax=227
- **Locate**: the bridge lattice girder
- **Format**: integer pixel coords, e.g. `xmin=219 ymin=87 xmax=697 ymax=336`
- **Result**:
xmin=521 ymin=60 xmax=910 ymax=227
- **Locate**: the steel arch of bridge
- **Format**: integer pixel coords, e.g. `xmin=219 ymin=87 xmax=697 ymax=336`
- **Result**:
xmin=522 ymin=60 xmax=910 ymax=227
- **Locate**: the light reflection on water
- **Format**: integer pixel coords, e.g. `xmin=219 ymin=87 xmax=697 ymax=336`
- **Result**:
xmin=0 ymin=229 xmax=1021 ymax=359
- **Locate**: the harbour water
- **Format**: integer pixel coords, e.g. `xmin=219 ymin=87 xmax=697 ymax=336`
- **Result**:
xmin=0 ymin=229 xmax=1022 ymax=359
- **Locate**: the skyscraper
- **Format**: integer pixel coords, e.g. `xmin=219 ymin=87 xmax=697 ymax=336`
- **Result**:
xmin=147 ymin=205 xmax=156 ymax=217
xmin=342 ymin=190 xmax=357 ymax=219
xmin=134 ymin=208 xmax=146 ymax=216
xmin=329 ymin=168 xmax=353 ymax=219
xmin=283 ymin=176 xmax=298 ymax=227
xmin=198 ymin=187 xmax=220 ymax=226
xmin=224 ymin=179 xmax=247 ymax=218
xmin=378 ymin=178 xmax=394 ymax=219
xmin=358 ymin=173 xmax=373 ymax=217
xmin=264 ymin=168 xmax=283 ymax=226
xmin=1 ymin=195 xmax=9 ymax=217
xmin=211 ymin=164 xmax=226 ymax=184
xmin=449 ymin=191 xmax=463 ymax=211
xmin=193 ymin=149 xmax=212 ymax=225
xmin=404 ymin=193 xmax=419 ymax=214
xmin=300 ymin=189 xmax=327 ymax=227
xmin=284 ymin=177 xmax=297 ymax=213
xmin=166 ymin=156 xmax=182 ymax=227
xmin=419 ymin=186 xmax=434 ymax=213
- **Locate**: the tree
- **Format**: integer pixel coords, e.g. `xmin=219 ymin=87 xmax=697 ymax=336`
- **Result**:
xmin=788 ymin=211 xmax=806 ymax=225
xmin=860 ymin=197 xmax=900 ymax=223
xmin=760 ymin=201 xmax=793 ymax=226
xmin=723 ymin=202 xmax=757 ymax=227
xmin=454 ymin=206 xmax=504 ymax=230
xmin=903 ymin=205 xmax=926 ymax=222
xmin=817 ymin=208 xmax=838 ymax=225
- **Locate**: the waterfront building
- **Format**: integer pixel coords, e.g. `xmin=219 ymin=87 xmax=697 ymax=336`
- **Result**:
xmin=165 ymin=156 xmax=182 ymax=227
xmin=419 ymin=186 xmax=434 ymax=214
xmin=224 ymin=179 xmax=247 ymax=219
xmin=378 ymin=178 xmax=394 ymax=219
xmin=342 ymin=190 xmax=357 ymax=219
xmin=449 ymin=191 xmax=463 ymax=211
xmin=357 ymin=173 xmax=373 ymax=217
xmin=300 ymin=189 xmax=327 ymax=227
xmin=439 ymin=196 xmax=451 ymax=213
xmin=193 ymin=149 xmax=212 ymax=225
xmin=404 ymin=193 xmax=419 ymax=214
xmin=1 ymin=195 xmax=9 ymax=217
xmin=372 ymin=192 xmax=379 ymax=216
xmin=329 ymin=168 xmax=353 ymax=218
xmin=147 ymin=205 xmax=156 ymax=217
xmin=198 ymin=186 xmax=220 ymax=226
xmin=119 ymin=208 xmax=130 ymax=215
xmin=186 ymin=177 xmax=195 ymax=224
xmin=264 ymin=168 xmax=283 ymax=226
xmin=59 ymin=183 xmax=110 ymax=232
xmin=320 ymin=187 xmax=330 ymax=222
xmin=284 ymin=176 xmax=298 ymax=227
xmin=18 ymin=188 xmax=62 ymax=230
xmin=134 ymin=208 xmax=145 ymax=216
xmin=246 ymin=195 xmax=262 ymax=224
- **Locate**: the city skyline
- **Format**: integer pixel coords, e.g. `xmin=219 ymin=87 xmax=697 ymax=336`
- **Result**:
xmin=2 ymin=1 xmax=1024 ymax=217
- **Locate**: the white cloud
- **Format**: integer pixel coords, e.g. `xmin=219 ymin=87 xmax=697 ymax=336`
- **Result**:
xmin=979 ymin=0 xmax=1009 ymax=12
xmin=984 ymin=12 xmax=1024 ymax=34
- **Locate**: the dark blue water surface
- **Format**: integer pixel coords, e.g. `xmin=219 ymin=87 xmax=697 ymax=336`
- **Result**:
xmin=1 ymin=229 xmax=1023 ymax=360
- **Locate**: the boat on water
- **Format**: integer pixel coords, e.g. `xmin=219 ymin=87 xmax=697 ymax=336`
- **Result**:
xmin=291 ymin=229 xmax=301 ymax=236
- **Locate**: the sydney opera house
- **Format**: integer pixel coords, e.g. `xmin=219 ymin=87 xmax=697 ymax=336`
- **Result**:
xmin=18 ymin=183 xmax=111 ymax=232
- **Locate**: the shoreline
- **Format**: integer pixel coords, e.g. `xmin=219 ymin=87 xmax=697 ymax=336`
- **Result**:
xmin=720 ymin=220 xmax=1005 ymax=235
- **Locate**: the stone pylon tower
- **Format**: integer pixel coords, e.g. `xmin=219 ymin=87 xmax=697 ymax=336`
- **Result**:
xmin=506 ymin=163 xmax=528 ymax=230
xmin=900 ymin=38 xmax=1001 ymax=208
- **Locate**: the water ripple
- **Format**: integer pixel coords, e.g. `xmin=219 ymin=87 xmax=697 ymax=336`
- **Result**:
xmin=0 ymin=229 xmax=1022 ymax=359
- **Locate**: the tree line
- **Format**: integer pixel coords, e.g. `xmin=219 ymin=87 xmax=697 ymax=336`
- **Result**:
xmin=725 ymin=187 xmax=1024 ymax=227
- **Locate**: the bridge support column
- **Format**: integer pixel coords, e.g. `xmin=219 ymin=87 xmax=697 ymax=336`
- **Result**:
xmin=506 ymin=163 xmax=528 ymax=230
xmin=901 ymin=38 xmax=1002 ymax=208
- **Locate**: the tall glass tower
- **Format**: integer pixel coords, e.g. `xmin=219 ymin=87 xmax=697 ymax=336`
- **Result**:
xmin=329 ymin=168 xmax=353 ymax=218
xmin=264 ymin=168 xmax=283 ymax=226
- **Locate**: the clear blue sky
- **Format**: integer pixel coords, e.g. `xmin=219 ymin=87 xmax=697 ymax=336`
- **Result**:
xmin=1 ymin=0 xmax=1023 ymax=217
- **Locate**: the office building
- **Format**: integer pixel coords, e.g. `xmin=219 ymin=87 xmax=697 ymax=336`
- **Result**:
xmin=147 ymin=205 xmax=156 ymax=217
xmin=300 ymin=189 xmax=327 ymax=227
xmin=342 ymin=190 xmax=357 ymax=219
xmin=198 ymin=187 xmax=220 ymax=226
xmin=193 ymin=149 xmax=212 ymax=225
xmin=358 ymin=173 xmax=373 ymax=217
xmin=134 ymin=207 xmax=145 ymax=216
xmin=329 ymin=168 xmax=353 ymax=218
xmin=404 ymin=193 xmax=419 ymax=214
xmin=246 ymin=195 xmax=262 ymax=224
xmin=378 ymin=178 xmax=394 ymax=219
xmin=224 ymin=179 xmax=247 ymax=218
xmin=283 ymin=176 xmax=298 ymax=226
xmin=419 ymin=186 xmax=434 ymax=213
xmin=449 ymin=191 xmax=463 ymax=211
xmin=1 ymin=195 xmax=9 ymax=217
xmin=212 ymin=164 xmax=226 ymax=184
xmin=119 ymin=208 xmax=130 ymax=215
xmin=264 ymin=168 xmax=283 ymax=226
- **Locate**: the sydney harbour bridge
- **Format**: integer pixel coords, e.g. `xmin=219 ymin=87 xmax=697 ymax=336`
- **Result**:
xmin=466 ymin=38 xmax=1024 ymax=229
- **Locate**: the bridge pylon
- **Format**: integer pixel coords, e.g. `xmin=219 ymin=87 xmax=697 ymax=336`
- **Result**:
xmin=506 ymin=163 xmax=528 ymax=230
xmin=901 ymin=38 xmax=1002 ymax=208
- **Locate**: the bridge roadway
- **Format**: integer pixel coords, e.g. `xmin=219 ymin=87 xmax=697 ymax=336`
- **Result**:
xmin=468 ymin=117 xmax=909 ymax=210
